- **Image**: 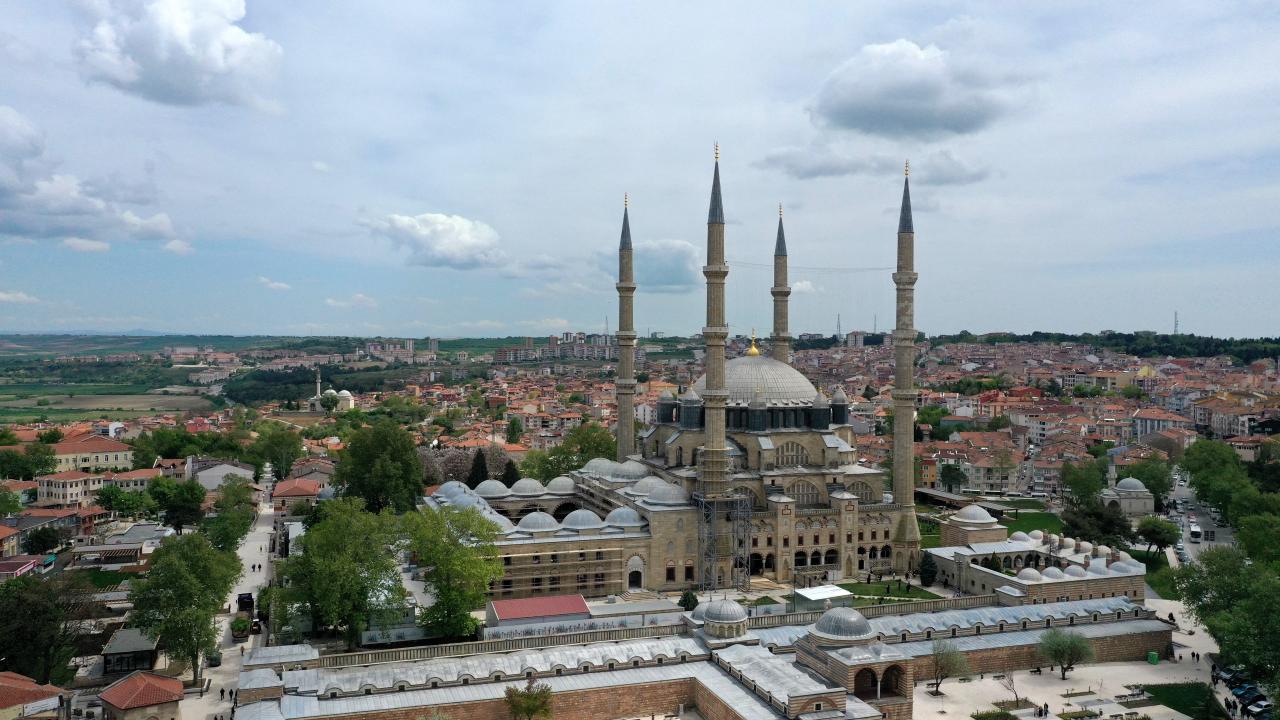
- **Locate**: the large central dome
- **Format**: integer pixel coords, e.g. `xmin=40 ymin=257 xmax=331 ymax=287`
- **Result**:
xmin=692 ymin=354 xmax=817 ymax=405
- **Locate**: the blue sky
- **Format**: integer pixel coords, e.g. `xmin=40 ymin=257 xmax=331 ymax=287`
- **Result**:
xmin=1 ymin=2 xmax=1278 ymax=338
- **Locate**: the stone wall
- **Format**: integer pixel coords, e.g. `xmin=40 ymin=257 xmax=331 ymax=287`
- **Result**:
xmin=912 ymin=628 xmax=1170 ymax=678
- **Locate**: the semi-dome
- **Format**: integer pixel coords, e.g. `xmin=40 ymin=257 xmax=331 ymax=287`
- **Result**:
xmin=1009 ymin=531 xmax=1032 ymax=542
xmin=690 ymin=604 xmax=707 ymax=621
xmin=1016 ymin=567 xmax=1043 ymax=582
xmin=703 ymin=599 xmax=748 ymax=624
xmin=604 ymin=506 xmax=645 ymax=528
xmin=692 ymin=354 xmax=818 ymax=405
xmin=516 ymin=512 xmax=559 ymax=532
xmin=546 ymin=476 xmax=576 ymax=495
xmin=1064 ymin=565 xmax=1088 ymax=578
xmin=510 ymin=478 xmax=546 ymax=497
xmin=474 ymin=480 xmax=509 ymax=498
xmin=953 ymin=504 xmax=997 ymax=524
xmin=561 ymin=509 xmax=604 ymax=530
xmin=1041 ymin=566 xmax=1066 ymax=579
xmin=812 ymin=607 xmax=873 ymax=640
xmin=647 ymin=482 xmax=690 ymax=506
xmin=1116 ymin=477 xmax=1147 ymax=492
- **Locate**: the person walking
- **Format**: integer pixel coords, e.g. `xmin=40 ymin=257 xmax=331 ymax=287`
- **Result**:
xmin=220 ymin=688 xmax=225 ymax=701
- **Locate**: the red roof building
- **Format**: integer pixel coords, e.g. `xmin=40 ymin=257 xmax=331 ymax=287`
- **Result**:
xmin=487 ymin=594 xmax=591 ymax=625
xmin=0 ymin=671 xmax=65 ymax=716
xmin=99 ymin=671 xmax=182 ymax=713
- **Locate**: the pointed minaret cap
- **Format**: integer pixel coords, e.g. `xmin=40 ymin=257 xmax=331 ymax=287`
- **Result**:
xmin=619 ymin=193 xmax=632 ymax=251
xmin=774 ymin=203 xmax=787 ymax=257
xmin=831 ymin=385 xmax=849 ymax=404
xmin=708 ymin=144 xmax=725 ymax=225
xmin=898 ymin=160 xmax=913 ymax=234
xmin=812 ymin=389 xmax=830 ymax=408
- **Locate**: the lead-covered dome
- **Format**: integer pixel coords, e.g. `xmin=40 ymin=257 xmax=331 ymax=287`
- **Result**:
xmin=510 ymin=478 xmax=546 ymax=497
xmin=1041 ymin=566 xmax=1066 ymax=579
xmin=474 ymin=480 xmax=509 ymax=498
xmin=692 ymin=355 xmax=817 ymax=405
xmin=1116 ymin=477 xmax=1147 ymax=492
xmin=546 ymin=476 xmax=576 ymax=495
xmin=647 ymin=482 xmax=690 ymax=506
xmin=604 ymin=506 xmax=645 ymax=528
xmin=812 ymin=607 xmax=873 ymax=641
xmin=703 ymin=599 xmax=748 ymax=624
xmin=1016 ymin=567 xmax=1042 ymax=582
xmin=953 ymin=504 xmax=997 ymax=525
xmin=562 ymin=509 xmax=604 ymax=530
xmin=516 ymin=511 xmax=559 ymax=532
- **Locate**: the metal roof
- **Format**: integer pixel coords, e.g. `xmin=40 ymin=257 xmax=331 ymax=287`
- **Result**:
xmin=245 ymin=644 xmax=320 ymax=667
xmin=862 ymin=597 xmax=1137 ymax=635
xmin=715 ymin=644 xmax=833 ymax=704
xmin=891 ymin=618 xmax=1169 ymax=657
xmin=239 ymin=669 xmax=283 ymax=690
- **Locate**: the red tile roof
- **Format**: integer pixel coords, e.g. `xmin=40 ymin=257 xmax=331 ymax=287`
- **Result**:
xmin=51 ymin=436 xmax=131 ymax=455
xmin=0 ymin=526 xmax=19 ymax=541
xmin=0 ymin=671 xmax=62 ymax=711
xmin=99 ymin=672 xmax=182 ymax=710
xmin=489 ymin=594 xmax=590 ymax=621
xmin=272 ymin=478 xmax=321 ymax=498
xmin=108 ymin=468 xmax=162 ymax=480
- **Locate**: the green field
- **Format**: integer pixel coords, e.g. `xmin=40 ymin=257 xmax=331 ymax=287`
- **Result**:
xmin=0 ymin=334 xmax=288 ymax=358
xmin=1140 ymin=684 xmax=1227 ymax=720
xmin=999 ymin=498 xmax=1047 ymax=510
xmin=1001 ymin=511 xmax=1063 ymax=535
xmin=837 ymin=581 xmax=941 ymax=600
xmin=0 ymin=392 xmax=212 ymax=422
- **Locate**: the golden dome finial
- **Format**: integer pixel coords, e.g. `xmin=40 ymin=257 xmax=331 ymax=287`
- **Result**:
xmin=746 ymin=329 xmax=761 ymax=356
xmin=904 ymin=159 xmax=910 ymax=177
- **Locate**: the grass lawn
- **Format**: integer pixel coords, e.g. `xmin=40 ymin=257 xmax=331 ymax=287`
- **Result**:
xmin=1000 ymin=498 xmax=1047 ymax=510
xmin=1001 ymin=511 xmax=1063 ymax=535
xmin=921 ymin=534 xmax=942 ymax=549
xmin=83 ymin=568 xmax=136 ymax=589
xmin=1129 ymin=548 xmax=1178 ymax=599
xmin=1140 ymin=683 xmax=1228 ymax=720
xmin=837 ymin=581 xmax=941 ymax=599
xmin=751 ymin=595 xmax=781 ymax=606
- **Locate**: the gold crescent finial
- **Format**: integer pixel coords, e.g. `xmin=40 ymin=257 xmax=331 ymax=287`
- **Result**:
xmin=715 ymin=142 xmax=720 ymax=162
xmin=905 ymin=159 xmax=910 ymax=177
xmin=746 ymin=329 xmax=761 ymax=356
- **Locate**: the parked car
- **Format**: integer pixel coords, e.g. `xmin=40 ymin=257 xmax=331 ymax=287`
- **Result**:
xmin=206 ymin=650 xmax=222 ymax=668
xmin=1247 ymin=701 xmax=1274 ymax=717
xmin=1237 ymin=690 xmax=1266 ymax=707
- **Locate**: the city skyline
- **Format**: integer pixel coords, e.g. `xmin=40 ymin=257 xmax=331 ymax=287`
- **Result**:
xmin=2 ymin=3 xmax=1279 ymax=338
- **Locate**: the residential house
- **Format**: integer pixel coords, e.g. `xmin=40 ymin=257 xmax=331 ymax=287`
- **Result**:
xmin=0 ymin=670 xmax=66 ymax=720
xmin=36 ymin=471 xmax=105 ymax=508
xmin=98 ymin=671 xmax=181 ymax=720
xmin=49 ymin=436 xmax=133 ymax=472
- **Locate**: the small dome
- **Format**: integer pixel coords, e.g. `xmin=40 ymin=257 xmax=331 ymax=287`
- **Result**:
xmin=562 ymin=509 xmax=604 ymax=530
xmin=627 ymin=476 xmax=664 ymax=497
xmin=1116 ymin=477 xmax=1147 ymax=492
xmin=474 ymin=480 xmax=509 ymax=498
xmin=1064 ymin=565 xmax=1088 ymax=578
xmin=1095 ymin=545 xmax=1111 ymax=557
xmin=690 ymin=603 xmax=707 ymax=621
xmin=583 ymin=458 xmax=616 ymax=475
xmin=516 ymin=511 xmax=559 ymax=532
xmin=812 ymin=390 xmax=829 ymax=408
xmin=648 ymin=482 xmax=690 ymax=506
xmin=604 ymin=506 xmax=645 ymax=528
xmin=437 ymin=481 xmax=468 ymax=498
xmin=681 ymin=388 xmax=702 ymax=403
xmin=953 ymin=504 xmax=997 ymax=524
xmin=1041 ymin=566 xmax=1066 ymax=579
xmin=1116 ymin=550 xmax=1133 ymax=562
xmin=832 ymin=386 xmax=849 ymax=404
xmin=1048 ymin=534 xmax=1060 ymax=544
xmin=510 ymin=478 xmax=546 ymax=497
xmin=616 ymin=460 xmax=649 ymax=479
xmin=323 ymin=389 xmax=338 ymax=396
xmin=1009 ymin=531 xmax=1031 ymax=542
xmin=1060 ymin=537 xmax=1076 ymax=549
xmin=1077 ymin=541 xmax=1093 ymax=555
xmin=1109 ymin=561 xmax=1138 ymax=574
xmin=1028 ymin=530 xmax=1045 ymax=541
xmin=812 ymin=607 xmax=873 ymax=640
xmin=1087 ymin=560 xmax=1111 ymax=576
xmin=337 ymin=390 xmax=352 ymax=397
xmin=703 ymin=599 xmax=748 ymax=624
xmin=546 ymin=476 xmax=576 ymax=495
xmin=1016 ymin=567 xmax=1043 ymax=582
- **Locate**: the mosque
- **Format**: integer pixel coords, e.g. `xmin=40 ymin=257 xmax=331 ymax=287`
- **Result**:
xmin=239 ymin=152 xmax=1174 ymax=720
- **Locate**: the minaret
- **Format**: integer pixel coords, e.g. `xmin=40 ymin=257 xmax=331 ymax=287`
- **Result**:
xmin=770 ymin=204 xmax=791 ymax=362
xmin=700 ymin=145 xmax=730 ymax=490
xmin=616 ymin=194 xmax=637 ymax=461
xmin=891 ymin=160 xmax=922 ymax=570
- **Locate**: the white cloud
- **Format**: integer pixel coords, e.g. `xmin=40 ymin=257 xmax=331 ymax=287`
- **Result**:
xmin=162 ymin=238 xmax=194 ymax=254
xmin=760 ymin=147 xmax=988 ymax=186
xmin=631 ymin=238 xmax=702 ymax=293
xmin=256 ymin=275 xmax=290 ymax=290
xmin=326 ymin=293 xmax=377 ymax=309
xmin=74 ymin=0 xmax=283 ymax=110
xmin=311 ymin=160 xmax=331 ymax=173
xmin=121 ymin=210 xmax=175 ymax=239
xmin=364 ymin=212 xmax=506 ymax=270
xmin=812 ymin=39 xmax=1019 ymax=139
xmin=792 ymin=279 xmax=822 ymax=294
xmin=516 ymin=317 xmax=572 ymax=331
xmin=62 ymin=237 xmax=111 ymax=252
xmin=0 ymin=290 xmax=38 ymax=304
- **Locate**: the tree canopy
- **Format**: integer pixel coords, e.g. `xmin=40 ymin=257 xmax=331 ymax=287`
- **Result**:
xmin=1038 ymin=628 xmax=1093 ymax=679
xmin=519 ymin=422 xmax=616 ymax=481
xmin=336 ymin=420 xmax=424 ymax=513
xmin=403 ymin=506 xmax=503 ymax=639
xmin=0 ymin=573 xmax=96 ymax=684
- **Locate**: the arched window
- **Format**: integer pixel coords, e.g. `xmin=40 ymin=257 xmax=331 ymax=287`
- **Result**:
xmin=789 ymin=480 xmax=822 ymax=507
xmin=778 ymin=442 xmax=809 ymax=467
xmin=848 ymin=481 xmax=876 ymax=502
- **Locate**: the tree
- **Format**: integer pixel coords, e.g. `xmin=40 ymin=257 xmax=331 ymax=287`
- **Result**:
xmin=95 ymin=484 xmax=129 ymax=513
xmin=36 ymin=428 xmax=63 ymax=444
xmin=129 ymin=534 xmax=239 ymax=685
xmin=1174 ymin=546 xmax=1254 ymax=622
xmin=928 ymin=639 xmax=969 ymax=694
xmin=501 ymin=459 xmax=520 ymax=484
xmin=1127 ymin=459 xmax=1173 ymax=507
xmin=22 ymin=526 xmax=61 ymax=555
xmin=0 ymin=426 xmax=17 ymax=445
xmin=467 ymin=450 xmax=490 ymax=489
xmin=0 ymin=486 xmax=21 ymax=515
xmin=1062 ymin=502 xmax=1133 ymax=548
xmin=1237 ymin=514 xmax=1280 ymax=566
xmin=1120 ymin=384 xmax=1146 ymax=399
xmin=404 ymin=506 xmax=503 ymax=639
xmin=251 ymin=424 xmax=303 ymax=480
xmin=0 ymin=573 xmax=96 ymax=684
xmin=163 ymin=479 xmax=207 ymax=533
xmin=24 ymin=443 xmax=56 ymax=477
xmin=336 ymin=419 xmax=424 ymax=513
xmin=1038 ymin=628 xmax=1093 ymax=679
xmin=678 ymin=590 xmax=700 ymax=611
xmin=1061 ymin=458 xmax=1107 ymax=506
xmin=506 ymin=416 xmax=524 ymax=444
xmin=503 ymin=677 xmax=552 ymax=720
xmin=997 ymin=671 xmax=1021 ymax=707
xmin=1136 ymin=516 xmax=1180 ymax=556
xmin=939 ymin=465 xmax=967 ymax=494
xmin=519 ymin=423 xmax=616 ymax=481
xmin=918 ymin=552 xmax=938 ymax=587
xmin=279 ymin=498 xmax=404 ymax=650
xmin=319 ymin=393 xmax=339 ymax=414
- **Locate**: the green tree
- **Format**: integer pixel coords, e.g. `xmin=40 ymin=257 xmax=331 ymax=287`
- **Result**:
xmin=36 ymin=428 xmax=64 ymax=444
xmin=0 ymin=486 xmax=21 ymax=515
xmin=0 ymin=426 xmax=18 ymax=445
xmin=928 ymin=639 xmax=969 ymax=694
xmin=506 ymin=417 xmax=524 ymax=444
xmin=678 ymin=590 xmax=699 ymax=611
xmin=918 ymin=552 xmax=939 ymax=587
xmin=1062 ymin=502 xmax=1133 ymax=548
xmin=149 ymin=475 xmax=178 ymax=507
xmin=250 ymin=425 xmax=304 ymax=480
xmin=95 ymin=484 xmax=129 ymax=513
xmin=335 ymin=420 xmax=424 ymax=513
xmin=1061 ymin=458 xmax=1107 ymax=506
xmin=1237 ymin=514 xmax=1280 ymax=566
xmin=504 ymin=678 xmax=552 ymax=720
xmin=22 ymin=526 xmax=61 ymax=555
xmin=500 ymin=459 xmax=521 ymax=484
xmin=1174 ymin=547 xmax=1254 ymax=622
xmin=0 ymin=573 xmax=96 ymax=684
xmin=163 ymin=479 xmax=207 ymax=533
xmin=23 ymin=443 xmax=56 ymax=477
xmin=467 ymin=450 xmax=489 ymax=489
xmin=917 ymin=405 xmax=948 ymax=429
xmin=520 ymin=423 xmax=616 ymax=481
xmin=1136 ymin=516 xmax=1180 ymax=555
xmin=319 ymin=393 xmax=340 ymax=414
xmin=1120 ymin=384 xmax=1146 ymax=399
xmin=1126 ymin=459 xmax=1173 ymax=507
xmin=280 ymin=498 xmax=404 ymax=649
xmin=1038 ymin=628 xmax=1093 ymax=679
xmin=985 ymin=414 xmax=1012 ymax=431
xmin=404 ymin=506 xmax=503 ymax=639
xmin=939 ymin=465 xmax=967 ymax=493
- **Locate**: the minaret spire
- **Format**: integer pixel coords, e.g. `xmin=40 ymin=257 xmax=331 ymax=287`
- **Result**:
xmin=615 ymin=194 xmax=637 ymax=461
xmin=770 ymin=203 xmax=792 ymax=362
xmin=891 ymin=163 xmax=922 ymax=570
xmin=699 ymin=144 xmax=733 ymax=588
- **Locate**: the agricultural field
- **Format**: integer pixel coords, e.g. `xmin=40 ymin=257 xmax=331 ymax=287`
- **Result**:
xmin=0 ymin=392 xmax=212 ymax=422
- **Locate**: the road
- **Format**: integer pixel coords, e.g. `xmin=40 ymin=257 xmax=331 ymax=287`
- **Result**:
xmin=1168 ymin=473 xmax=1234 ymax=561
xmin=180 ymin=498 xmax=275 ymax=720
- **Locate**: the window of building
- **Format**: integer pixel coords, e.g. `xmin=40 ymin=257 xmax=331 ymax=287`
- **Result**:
xmin=797 ymin=535 xmax=804 ymax=546
xmin=666 ymin=567 xmax=675 ymax=582
xmin=829 ymin=533 xmax=836 ymax=544
xmin=685 ymin=566 xmax=694 ymax=581
xmin=783 ymin=537 xmax=790 ymax=548
xmin=596 ymin=551 xmax=605 ymax=560
xmin=766 ymin=536 xmax=773 ymax=546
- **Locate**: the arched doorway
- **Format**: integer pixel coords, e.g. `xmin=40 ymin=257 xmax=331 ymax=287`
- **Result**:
xmin=551 ymin=502 xmax=579 ymax=522
xmin=794 ymin=551 xmax=808 ymax=567
xmin=749 ymin=553 xmax=764 ymax=575
xmin=881 ymin=665 xmax=905 ymax=697
xmin=853 ymin=668 xmax=878 ymax=700
xmin=810 ymin=550 xmax=822 ymax=566
xmin=824 ymin=549 xmax=838 ymax=565
xmin=626 ymin=556 xmax=645 ymax=589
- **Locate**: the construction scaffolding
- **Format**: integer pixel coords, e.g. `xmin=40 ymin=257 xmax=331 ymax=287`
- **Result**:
xmin=694 ymin=485 xmax=751 ymax=593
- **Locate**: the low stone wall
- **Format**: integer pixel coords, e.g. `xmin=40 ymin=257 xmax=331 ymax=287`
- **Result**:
xmin=912 ymin=628 xmax=1171 ymax=678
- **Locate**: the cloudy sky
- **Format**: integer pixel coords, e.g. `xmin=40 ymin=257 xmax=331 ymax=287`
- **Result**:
xmin=2 ymin=2 xmax=1278 ymax=338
